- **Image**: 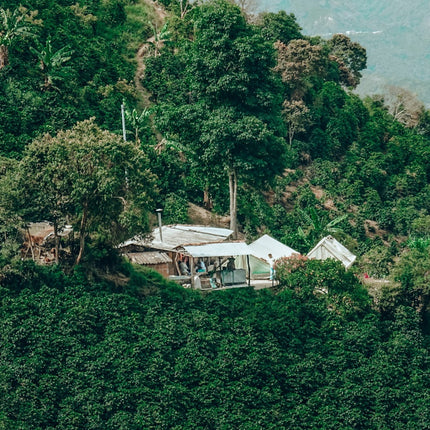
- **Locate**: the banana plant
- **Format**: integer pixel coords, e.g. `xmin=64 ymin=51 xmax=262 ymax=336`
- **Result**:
xmin=0 ymin=6 xmax=37 ymax=69
xmin=146 ymin=21 xmax=172 ymax=57
xmin=30 ymin=37 xmax=73 ymax=91
xmin=123 ymin=104 xmax=152 ymax=145
xmin=298 ymin=207 xmax=348 ymax=246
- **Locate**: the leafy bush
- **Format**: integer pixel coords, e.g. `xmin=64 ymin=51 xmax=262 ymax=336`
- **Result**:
xmin=0 ymin=260 xmax=429 ymax=428
xmin=163 ymin=192 xmax=189 ymax=224
xmin=359 ymin=245 xmax=393 ymax=277
xmin=276 ymin=255 xmax=371 ymax=317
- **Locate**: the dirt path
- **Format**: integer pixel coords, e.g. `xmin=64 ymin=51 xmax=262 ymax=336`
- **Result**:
xmin=134 ymin=0 xmax=168 ymax=106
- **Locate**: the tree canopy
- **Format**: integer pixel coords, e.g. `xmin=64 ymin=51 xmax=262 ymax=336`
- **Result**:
xmin=5 ymin=119 xmax=154 ymax=265
xmin=145 ymin=0 xmax=287 ymax=236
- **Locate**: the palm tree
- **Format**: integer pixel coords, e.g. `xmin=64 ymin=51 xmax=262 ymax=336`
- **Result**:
xmin=0 ymin=6 xmax=36 ymax=69
xmin=30 ymin=37 xmax=73 ymax=90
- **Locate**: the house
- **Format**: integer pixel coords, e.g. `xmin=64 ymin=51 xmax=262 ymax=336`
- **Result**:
xmin=235 ymin=234 xmax=299 ymax=279
xmin=119 ymin=225 xmax=235 ymax=278
xmin=21 ymin=222 xmax=73 ymax=263
xmin=307 ymin=235 xmax=356 ymax=269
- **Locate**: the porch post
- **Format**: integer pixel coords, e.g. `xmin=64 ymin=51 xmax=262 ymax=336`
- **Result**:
xmin=190 ymin=257 xmax=195 ymax=288
xmin=247 ymin=254 xmax=251 ymax=286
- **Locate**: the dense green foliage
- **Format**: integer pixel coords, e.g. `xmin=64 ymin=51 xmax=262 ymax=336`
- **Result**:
xmin=0 ymin=261 xmax=429 ymax=428
xmin=1 ymin=0 xmax=429 ymax=256
xmin=0 ymin=0 xmax=152 ymax=157
xmin=145 ymin=0 xmax=288 ymax=235
xmin=1 ymin=0 xmax=430 ymax=427
xmin=7 ymin=119 xmax=154 ymax=265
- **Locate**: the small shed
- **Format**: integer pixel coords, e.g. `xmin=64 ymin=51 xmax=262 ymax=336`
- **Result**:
xmin=307 ymin=235 xmax=356 ymax=269
xmin=22 ymin=222 xmax=73 ymax=263
xmin=124 ymin=251 xmax=172 ymax=278
xmin=235 ymin=234 xmax=299 ymax=279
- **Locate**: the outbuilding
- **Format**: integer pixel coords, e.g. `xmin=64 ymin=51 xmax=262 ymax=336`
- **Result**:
xmin=307 ymin=235 xmax=356 ymax=269
xmin=235 ymin=234 xmax=299 ymax=279
xmin=179 ymin=241 xmax=252 ymax=289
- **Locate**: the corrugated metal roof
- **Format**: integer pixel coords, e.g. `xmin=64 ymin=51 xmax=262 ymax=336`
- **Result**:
xmin=120 ymin=225 xmax=234 ymax=251
xmin=248 ymin=234 xmax=298 ymax=262
xmin=27 ymin=222 xmax=73 ymax=239
xmin=307 ymin=235 xmax=356 ymax=269
xmin=124 ymin=252 xmax=172 ymax=265
xmin=183 ymin=242 xmax=251 ymax=258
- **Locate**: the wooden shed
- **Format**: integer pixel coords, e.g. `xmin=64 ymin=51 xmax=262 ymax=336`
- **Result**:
xmin=124 ymin=251 xmax=173 ymax=278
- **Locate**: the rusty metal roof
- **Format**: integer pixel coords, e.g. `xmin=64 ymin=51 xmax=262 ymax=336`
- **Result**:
xmin=124 ymin=252 xmax=172 ymax=265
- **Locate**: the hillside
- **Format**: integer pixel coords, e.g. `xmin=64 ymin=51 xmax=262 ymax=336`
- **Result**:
xmin=0 ymin=259 xmax=428 ymax=428
xmin=1 ymin=1 xmax=430 ymax=427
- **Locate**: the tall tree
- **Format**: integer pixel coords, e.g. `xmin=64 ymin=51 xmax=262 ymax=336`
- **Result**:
xmin=256 ymin=10 xmax=303 ymax=44
xmin=327 ymin=33 xmax=367 ymax=89
xmin=10 ymin=119 xmax=155 ymax=265
xmin=148 ymin=0 xmax=286 ymax=237
xmin=384 ymin=85 xmax=424 ymax=128
xmin=274 ymin=39 xmax=327 ymax=100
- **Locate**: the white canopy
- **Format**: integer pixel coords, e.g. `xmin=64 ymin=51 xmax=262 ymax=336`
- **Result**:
xmin=235 ymin=234 xmax=299 ymax=279
xmin=120 ymin=225 xmax=234 ymax=251
xmin=307 ymin=235 xmax=356 ymax=269
xmin=248 ymin=234 xmax=298 ymax=261
xmin=183 ymin=242 xmax=251 ymax=258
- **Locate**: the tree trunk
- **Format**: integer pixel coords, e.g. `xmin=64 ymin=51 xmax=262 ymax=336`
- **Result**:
xmin=53 ymin=221 xmax=59 ymax=265
xmin=26 ymin=226 xmax=35 ymax=261
xmin=288 ymin=125 xmax=294 ymax=146
xmin=0 ymin=44 xmax=9 ymax=69
xmin=228 ymin=168 xmax=238 ymax=239
xmin=203 ymin=188 xmax=213 ymax=210
xmin=75 ymin=203 xmax=88 ymax=265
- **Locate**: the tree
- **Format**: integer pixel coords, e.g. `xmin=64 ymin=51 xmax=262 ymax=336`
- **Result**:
xmin=256 ymin=10 xmax=303 ymax=44
xmin=384 ymin=86 xmax=424 ymax=128
xmin=327 ymin=33 xmax=367 ymax=89
xmin=0 ymin=6 xmax=39 ymax=69
xmin=10 ymin=119 xmax=155 ymax=265
xmin=282 ymin=99 xmax=311 ymax=146
xmin=274 ymin=39 xmax=327 ymax=100
xmin=149 ymin=0 xmax=286 ymax=237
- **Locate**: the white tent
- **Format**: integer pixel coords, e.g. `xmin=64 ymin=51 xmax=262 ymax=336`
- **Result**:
xmin=307 ymin=235 xmax=356 ymax=269
xmin=236 ymin=234 xmax=299 ymax=279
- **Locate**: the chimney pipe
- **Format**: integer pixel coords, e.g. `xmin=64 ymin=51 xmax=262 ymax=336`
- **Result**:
xmin=156 ymin=209 xmax=163 ymax=242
